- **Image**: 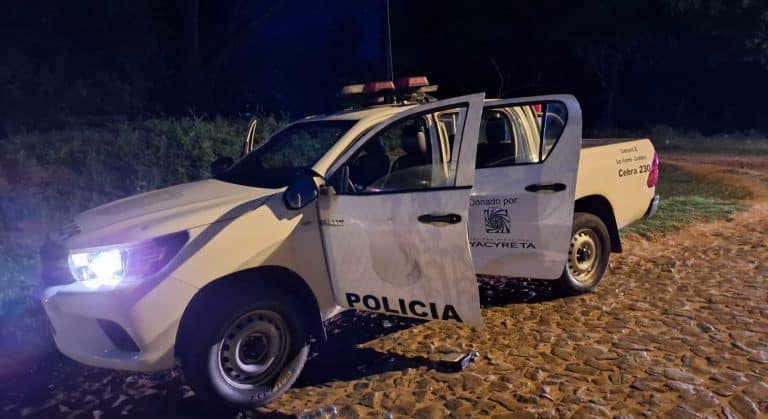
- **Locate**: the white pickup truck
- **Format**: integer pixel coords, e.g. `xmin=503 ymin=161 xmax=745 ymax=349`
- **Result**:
xmin=40 ymin=78 xmax=659 ymax=407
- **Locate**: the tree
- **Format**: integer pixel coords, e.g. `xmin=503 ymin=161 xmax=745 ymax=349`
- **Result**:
xmin=179 ymin=0 xmax=286 ymax=109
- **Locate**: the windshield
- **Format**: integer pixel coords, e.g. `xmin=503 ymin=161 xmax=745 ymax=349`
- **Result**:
xmin=219 ymin=120 xmax=357 ymax=188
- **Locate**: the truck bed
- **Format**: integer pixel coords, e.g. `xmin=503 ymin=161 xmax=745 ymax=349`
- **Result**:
xmin=581 ymin=138 xmax=647 ymax=149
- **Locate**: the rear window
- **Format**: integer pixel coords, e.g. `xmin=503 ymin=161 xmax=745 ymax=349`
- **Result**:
xmin=476 ymin=102 xmax=567 ymax=168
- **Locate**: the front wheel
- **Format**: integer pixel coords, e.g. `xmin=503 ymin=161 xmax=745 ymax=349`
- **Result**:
xmin=556 ymin=212 xmax=611 ymax=295
xmin=179 ymin=289 xmax=310 ymax=408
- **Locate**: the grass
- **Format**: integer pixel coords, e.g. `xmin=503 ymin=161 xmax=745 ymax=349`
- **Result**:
xmin=647 ymin=125 xmax=768 ymax=155
xmin=621 ymin=164 xmax=750 ymax=236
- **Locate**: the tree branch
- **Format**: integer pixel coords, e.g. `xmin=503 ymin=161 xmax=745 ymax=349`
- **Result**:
xmin=208 ymin=0 xmax=287 ymax=73
xmin=489 ymin=57 xmax=504 ymax=98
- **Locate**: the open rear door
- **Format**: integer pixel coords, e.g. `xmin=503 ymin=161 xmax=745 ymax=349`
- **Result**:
xmin=317 ymin=94 xmax=485 ymax=326
xmin=468 ymin=95 xmax=581 ymax=279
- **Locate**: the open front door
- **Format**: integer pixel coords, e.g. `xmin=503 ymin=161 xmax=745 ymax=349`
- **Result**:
xmin=317 ymin=94 xmax=485 ymax=327
xmin=468 ymin=95 xmax=582 ymax=279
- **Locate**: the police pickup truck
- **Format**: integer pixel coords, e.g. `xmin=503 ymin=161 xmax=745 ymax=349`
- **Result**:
xmin=40 ymin=77 xmax=659 ymax=407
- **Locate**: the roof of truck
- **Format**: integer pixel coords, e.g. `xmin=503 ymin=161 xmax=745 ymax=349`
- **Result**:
xmin=305 ymin=95 xmax=520 ymax=123
xmin=302 ymin=93 xmax=547 ymax=123
xmin=303 ymin=103 xmax=419 ymax=122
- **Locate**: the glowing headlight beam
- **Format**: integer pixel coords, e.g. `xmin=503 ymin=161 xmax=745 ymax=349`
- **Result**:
xmin=69 ymin=249 xmax=126 ymax=288
xmin=66 ymin=231 xmax=189 ymax=288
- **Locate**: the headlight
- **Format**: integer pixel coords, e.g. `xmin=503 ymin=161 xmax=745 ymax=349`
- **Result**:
xmin=68 ymin=231 xmax=189 ymax=288
xmin=69 ymin=248 xmax=126 ymax=286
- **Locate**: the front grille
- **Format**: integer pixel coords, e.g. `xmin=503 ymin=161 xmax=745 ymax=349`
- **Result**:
xmin=40 ymin=239 xmax=75 ymax=286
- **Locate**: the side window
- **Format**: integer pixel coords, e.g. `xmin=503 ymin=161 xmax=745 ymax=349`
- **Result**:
xmin=477 ymin=110 xmax=516 ymax=167
xmin=338 ymin=106 xmax=468 ymax=193
xmin=476 ymin=102 xmax=567 ymax=168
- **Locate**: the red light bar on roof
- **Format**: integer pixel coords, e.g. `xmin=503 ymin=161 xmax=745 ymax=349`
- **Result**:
xmin=395 ymin=76 xmax=429 ymax=89
xmin=340 ymin=84 xmax=365 ymax=95
xmin=363 ymin=81 xmax=395 ymax=94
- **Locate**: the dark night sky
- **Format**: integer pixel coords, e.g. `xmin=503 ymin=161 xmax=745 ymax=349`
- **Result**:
xmin=2 ymin=0 xmax=768 ymax=134
xmin=259 ymin=1 xmax=383 ymax=61
xmin=234 ymin=0 xmax=387 ymax=114
xmin=164 ymin=0 xmax=390 ymax=117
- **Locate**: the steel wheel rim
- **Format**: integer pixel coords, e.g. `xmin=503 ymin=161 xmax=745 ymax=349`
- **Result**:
xmin=567 ymin=228 xmax=601 ymax=283
xmin=217 ymin=309 xmax=289 ymax=388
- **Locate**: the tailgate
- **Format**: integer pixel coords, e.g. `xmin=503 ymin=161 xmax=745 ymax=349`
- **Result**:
xmin=576 ymin=138 xmax=657 ymax=229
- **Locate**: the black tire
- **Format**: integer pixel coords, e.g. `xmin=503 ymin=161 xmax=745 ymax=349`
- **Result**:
xmin=178 ymin=288 xmax=310 ymax=408
xmin=556 ymin=212 xmax=611 ymax=295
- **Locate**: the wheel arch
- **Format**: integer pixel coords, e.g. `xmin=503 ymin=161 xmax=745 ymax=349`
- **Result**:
xmin=175 ymin=265 xmax=326 ymax=358
xmin=574 ymin=195 xmax=622 ymax=253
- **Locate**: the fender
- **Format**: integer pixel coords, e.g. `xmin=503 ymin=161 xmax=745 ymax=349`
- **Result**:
xmin=574 ymin=195 xmax=622 ymax=253
xmin=176 ymin=265 xmax=326 ymax=358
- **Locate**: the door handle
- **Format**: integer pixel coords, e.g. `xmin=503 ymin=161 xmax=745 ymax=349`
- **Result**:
xmin=418 ymin=213 xmax=462 ymax=224
xmin=525 ymin=183 xmax=567 ymax=192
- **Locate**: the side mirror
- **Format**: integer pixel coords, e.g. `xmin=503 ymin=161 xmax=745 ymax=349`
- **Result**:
xmin=210 ymin=156 xmax=234 ymax=178
xmin=284 ymin=173 xmax=321 ymax=210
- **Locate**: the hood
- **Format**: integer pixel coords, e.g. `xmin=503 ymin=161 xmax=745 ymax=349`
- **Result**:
xmin=58 ymin=180 xmax=280 ymax=249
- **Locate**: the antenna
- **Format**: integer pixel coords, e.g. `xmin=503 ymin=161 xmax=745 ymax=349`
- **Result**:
xmin=385 ymin=0 xmax=394 ymax=81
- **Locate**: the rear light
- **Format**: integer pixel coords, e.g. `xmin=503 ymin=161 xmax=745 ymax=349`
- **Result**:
xmin=363 ymin=81 xmax=395 ymax=94
xmin=647 ymin=152 xmax=660 ymax=188
xmin=395 ymin=76 xmax=429 ymax=89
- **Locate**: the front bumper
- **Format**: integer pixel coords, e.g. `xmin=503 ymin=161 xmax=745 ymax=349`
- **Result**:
xmin=42 ymin=275 xmax=198 ymax=372
xmin=644 ymin=194 xmax=660 ymax=220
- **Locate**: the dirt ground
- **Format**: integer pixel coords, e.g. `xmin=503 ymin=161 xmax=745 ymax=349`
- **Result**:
xmin=1 ymin=160 xmax=767 ymax=418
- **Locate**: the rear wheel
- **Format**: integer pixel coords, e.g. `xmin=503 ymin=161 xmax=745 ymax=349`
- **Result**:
xmin=556 ymin=212 xmax=611 ymax=295
xmin=179 ymin=288 xmax=309 ymax=408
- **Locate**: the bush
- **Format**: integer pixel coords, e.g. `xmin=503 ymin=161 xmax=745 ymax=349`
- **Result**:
xmin=646 ymin=125 xmax=768 ymax=155
xmin=1 ymin=115 xmax=284 ymax=228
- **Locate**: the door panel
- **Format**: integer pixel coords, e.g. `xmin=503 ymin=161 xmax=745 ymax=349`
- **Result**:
xmin=469 ymin=95 xmax=581 ymax=279
xmin=318 ymin=188 xmax=481 ymax=325
xmin=318 ymin=94 xmax=485 ymax=326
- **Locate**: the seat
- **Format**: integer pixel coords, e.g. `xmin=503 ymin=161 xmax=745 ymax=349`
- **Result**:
xmin=391 ymin=124 xmax=429 ymax=172
xmin=477 ymin=117 xmax=515 ymax=167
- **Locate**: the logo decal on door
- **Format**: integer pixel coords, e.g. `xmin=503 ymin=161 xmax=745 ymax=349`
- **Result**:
xmin=484 ymin=208 xmax=510 ymax=233
xmin=345 ymin=293 xmax=463 ymax=322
